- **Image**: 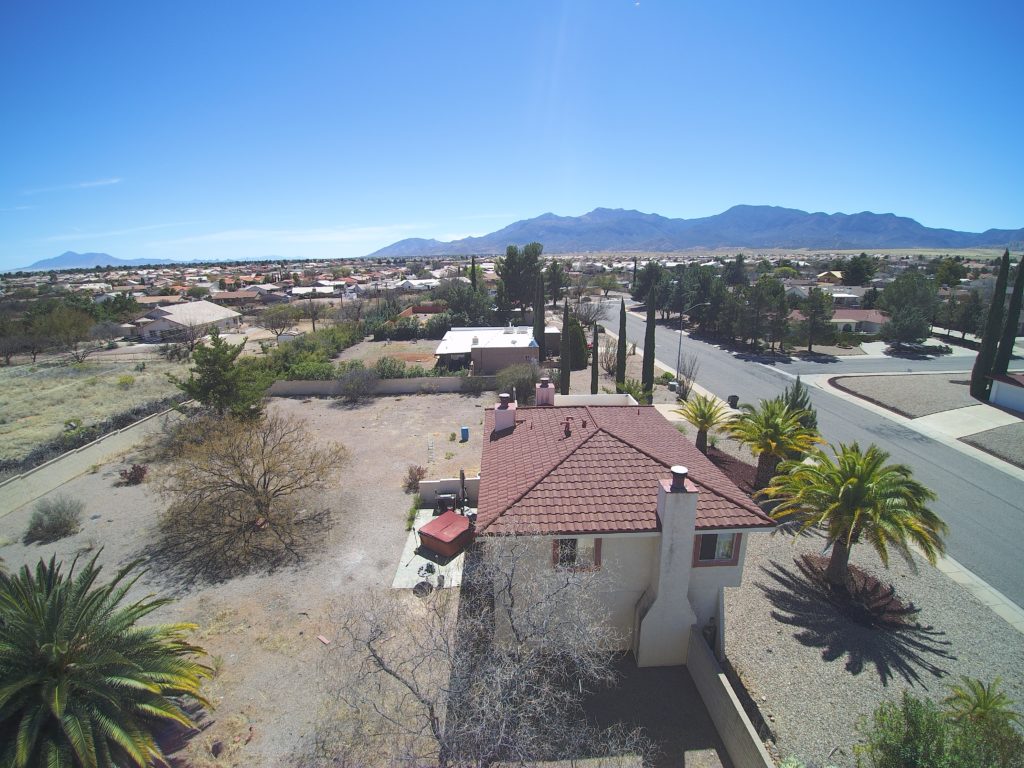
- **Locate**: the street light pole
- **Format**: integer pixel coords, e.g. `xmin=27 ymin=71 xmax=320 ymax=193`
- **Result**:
xmin=675 ymin=301 xmax=711 ymax=384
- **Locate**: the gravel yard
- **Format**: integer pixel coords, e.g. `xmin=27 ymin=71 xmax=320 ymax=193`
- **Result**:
xmin=831 ymin=373 xmax=976 ymax=418
xmin=0 ymin=393 xmax=487 ymax=766
xmin=961 ymin=421 xmax=1024 ymax=469
xmin=725 ymin=528 xmax=1024 ymax=767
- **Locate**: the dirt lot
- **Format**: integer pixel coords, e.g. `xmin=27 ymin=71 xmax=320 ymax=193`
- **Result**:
xmin=336 ymin=338 xmax=438 ymax=367
xmin=0 ymin=358 xmax=189 ymax=461
xmin=0 ymin=393 xmax=486 ymax=766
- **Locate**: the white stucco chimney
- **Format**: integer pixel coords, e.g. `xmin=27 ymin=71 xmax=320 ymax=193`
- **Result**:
xmin=636 ymin=465 xmax=699 ymax=667
xmin=493 ymin=392 xmax=517 ymax=432
xmin=535 ymin=376 xmax=555 ymax=406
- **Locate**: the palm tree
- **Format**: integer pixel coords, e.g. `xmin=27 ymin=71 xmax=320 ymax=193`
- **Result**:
xmin=674 ymin=393 xmax=733 ymax=455
xmin=0 ymin=555 xmax=210 ymax=767
xmin=759 ymin=442 xmax=946 ymax=589
xmin=943 ymin=677 xmax=1022 ymax=728
xmin=728 ymin=397 xmax=822 ymax=489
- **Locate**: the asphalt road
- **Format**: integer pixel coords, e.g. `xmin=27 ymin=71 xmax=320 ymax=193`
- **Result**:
xmin=616 ymin=307 xmax=1024 ymax=606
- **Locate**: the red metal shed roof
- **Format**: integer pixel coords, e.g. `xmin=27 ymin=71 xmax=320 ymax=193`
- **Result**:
xmin=477 ymin=405 xmax=773 ymax=536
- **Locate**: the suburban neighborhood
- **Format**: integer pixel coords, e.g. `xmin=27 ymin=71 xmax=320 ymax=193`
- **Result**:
xmin=1 ymin=241 xmax=1022 ymax=767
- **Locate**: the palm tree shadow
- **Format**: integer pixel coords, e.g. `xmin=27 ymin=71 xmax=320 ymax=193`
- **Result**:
xmin=756 ymin=559 xmax=955 ymax=687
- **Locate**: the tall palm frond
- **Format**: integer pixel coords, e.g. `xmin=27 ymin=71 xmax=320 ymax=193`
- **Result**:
xmin=728 ymin=397 xmax=822 ymax=488
xmin=759 ymin=442 xmax=946 ymax=588
xmin=943 ymin=676 xmax=1022 ymax=728
xmin=673 ymin=393 xmax=733 ymax=455
xmin=0 ymin=554 xmax=210 ymax=768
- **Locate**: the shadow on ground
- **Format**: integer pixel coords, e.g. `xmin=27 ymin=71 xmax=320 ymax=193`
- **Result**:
xmin=756 ymin=559 xmax=955 ymax=687
xmin=583 ymin=657 xmax=734 ymax=768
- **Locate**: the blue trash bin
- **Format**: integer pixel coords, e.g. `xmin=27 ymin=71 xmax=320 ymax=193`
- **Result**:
xmin=460 ymin=426 xmax=469 ymax=442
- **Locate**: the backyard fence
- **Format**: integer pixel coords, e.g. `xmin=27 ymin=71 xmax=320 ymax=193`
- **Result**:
xmin=268 ymin=376 xmax=498 ymax=398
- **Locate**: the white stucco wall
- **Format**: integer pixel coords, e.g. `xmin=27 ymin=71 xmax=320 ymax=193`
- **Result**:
xmin=991 ymin=379 xmax=1024 ymax=414
xmin=688 ymin=531 xmax=750 ymax=629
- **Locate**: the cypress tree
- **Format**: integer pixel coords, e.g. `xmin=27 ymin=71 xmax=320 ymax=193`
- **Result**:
xmin=631 ymin=257 xmax=638 ymax=293
xmin=971 ymin=249 xmax=1010 ymax=399
xmin=993 ymin=253 xmax=1024 ymax=375
xmin=560 ymin=301 xmax=571 ymax=395
xmin=590 ymin=324 xmax=599 ymax=394
xmin=533 ymin=276 xmax=546 ymax=360
xmin=470 ymin=255 xmax=477 ymax=290
xmin=615 ymin=299 xmax=627 ymax=387
xmin=641 ymin=296 xmax=656 ymax=404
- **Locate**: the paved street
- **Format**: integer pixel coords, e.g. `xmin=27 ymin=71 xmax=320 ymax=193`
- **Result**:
xmin=615 ymin=306 xmax=1024 ymax=607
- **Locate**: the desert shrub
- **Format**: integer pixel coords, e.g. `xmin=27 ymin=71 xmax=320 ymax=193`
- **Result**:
xmin=24 ymin=496 xmax=83 ymax=544
xmin=337 ymin=365 xmax=378 ymax=403
xmin=105 ymin=340 xmax=119 ymax=350
xmin=658 ymin=371 xmax=674 ymax=384
xmin=460 ymin=375 xmax=488 ymax=395
xmin=496 ymin=363 xmax=539 ymax=404
xmin=116 ymin=374 xmax=135 ymax=389
xmin=374 ymin=356 xmax=407 ymax=379
xmin=119 ymin=463 xmax=148 ymax=485
xmin=403 ymin=464 xmax=427 ymax=493
xmin=616 ymin=378 xmax=650 ymax=403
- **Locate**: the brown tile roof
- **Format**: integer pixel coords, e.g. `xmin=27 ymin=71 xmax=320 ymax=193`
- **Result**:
xmin=477 ymin=405 xmax=774 ymax=536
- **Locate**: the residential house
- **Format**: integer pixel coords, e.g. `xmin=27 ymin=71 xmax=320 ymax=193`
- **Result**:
xmin=137 ymin=299 xmax=241 ymax=342
xmin=435 ymin=326 xmax=539 ymax=374
xmin=815 ymin=271 xmax=844 ymax=284
xmin=476 ymin=393 xmax=775 ymax=665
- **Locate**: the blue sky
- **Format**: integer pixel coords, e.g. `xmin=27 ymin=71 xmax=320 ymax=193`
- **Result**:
xmin=1 ymin=1 xmax=1022 ymax=270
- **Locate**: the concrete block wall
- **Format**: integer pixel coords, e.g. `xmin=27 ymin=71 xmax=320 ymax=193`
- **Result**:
xmin=267 ymin=376 xmax=497 ymax=398
xmin=687 ymin=628 xmax=774 ymax=768
xmin=0 ymin=409 xmax=184 ymax=519
xmin=418 ymin=476 xmax=480 ymax=505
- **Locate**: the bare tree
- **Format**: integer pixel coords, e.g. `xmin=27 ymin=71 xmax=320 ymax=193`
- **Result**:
xmin=156 ymin=412 xmax=348 ymax=582
xmin=260 ymin=304 xmax=300 ymax=337
xmin=302 ymin=296 xmax=328 ymax=332
xmin=675 ymin=350 xmax=701 ymax=401
xmin=570 ymin=299 xmax=607 ymax=329
xmin=306 ymin=536 xmax=650 ymax=767
xmin=600 ymin=338 xmax=618 ymax=376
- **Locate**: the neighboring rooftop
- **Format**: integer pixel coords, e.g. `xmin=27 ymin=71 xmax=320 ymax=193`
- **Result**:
xmin=147 ymin=299 xmax=240 ymax=325
xmin=477 ymin=405 xmax=773 ymax=536
xmin=435 ymin=326 xmax=538 ymax=356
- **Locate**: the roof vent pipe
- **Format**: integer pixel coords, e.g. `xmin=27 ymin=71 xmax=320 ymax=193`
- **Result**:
xmin=670 ymin=465 xmax=689 ymax=492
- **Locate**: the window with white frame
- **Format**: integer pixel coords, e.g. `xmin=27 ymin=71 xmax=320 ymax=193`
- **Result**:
xmin=695 ymin=533 xmax=738 ymax=565
xmin=552 ymin=537 xmax=601 ymax=570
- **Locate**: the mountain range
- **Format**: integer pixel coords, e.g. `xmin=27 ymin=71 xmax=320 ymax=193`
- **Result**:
xmin=369 ymin=205 xmax=1024 ymax=258
xmin=18 ymin=252 xmax=184 ymax=271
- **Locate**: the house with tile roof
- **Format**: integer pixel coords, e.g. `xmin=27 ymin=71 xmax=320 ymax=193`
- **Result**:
xmin=476 ymin=388 xmax=775 ymax=666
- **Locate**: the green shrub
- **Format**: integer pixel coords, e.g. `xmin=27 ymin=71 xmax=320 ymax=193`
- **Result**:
xmin=422 ymin=312 xmax=453 ymax=339
xmin=616 ymin=378 xmax=650 ymax=403
xmin=24 ymin=496 xmax=83 ymax=544
xmin=658 ymin=371 xmax=674 ymax=384
xmin=286 ymin=360 xmax=336 ymax=380
xmin=374 ymin=356 xmax=407 ymax=379
xmin=496 ymin=363 xmax=539 ymax=404
xmin=856 ymin=689 xmax=1024 ymax=768
xmin=117 ymin=374 xmax=135 ymax=389
xmin=405 ymin=493 xmax=423 ymax=531
xmin=567 ymin=318 xmax=589 ymax=370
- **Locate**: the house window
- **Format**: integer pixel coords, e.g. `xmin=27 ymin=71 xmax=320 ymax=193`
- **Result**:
xmin=552 ymin=538 xmax=602 ymax=571
xmin=693 ymin=533 xmax=740 ymax=566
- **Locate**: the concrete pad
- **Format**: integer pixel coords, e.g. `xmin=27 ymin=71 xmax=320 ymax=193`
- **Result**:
xmin=391 ymin=508 xmax=466 ymax=590
xmin=913 ymin=404 xmax=1022 ymax=438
